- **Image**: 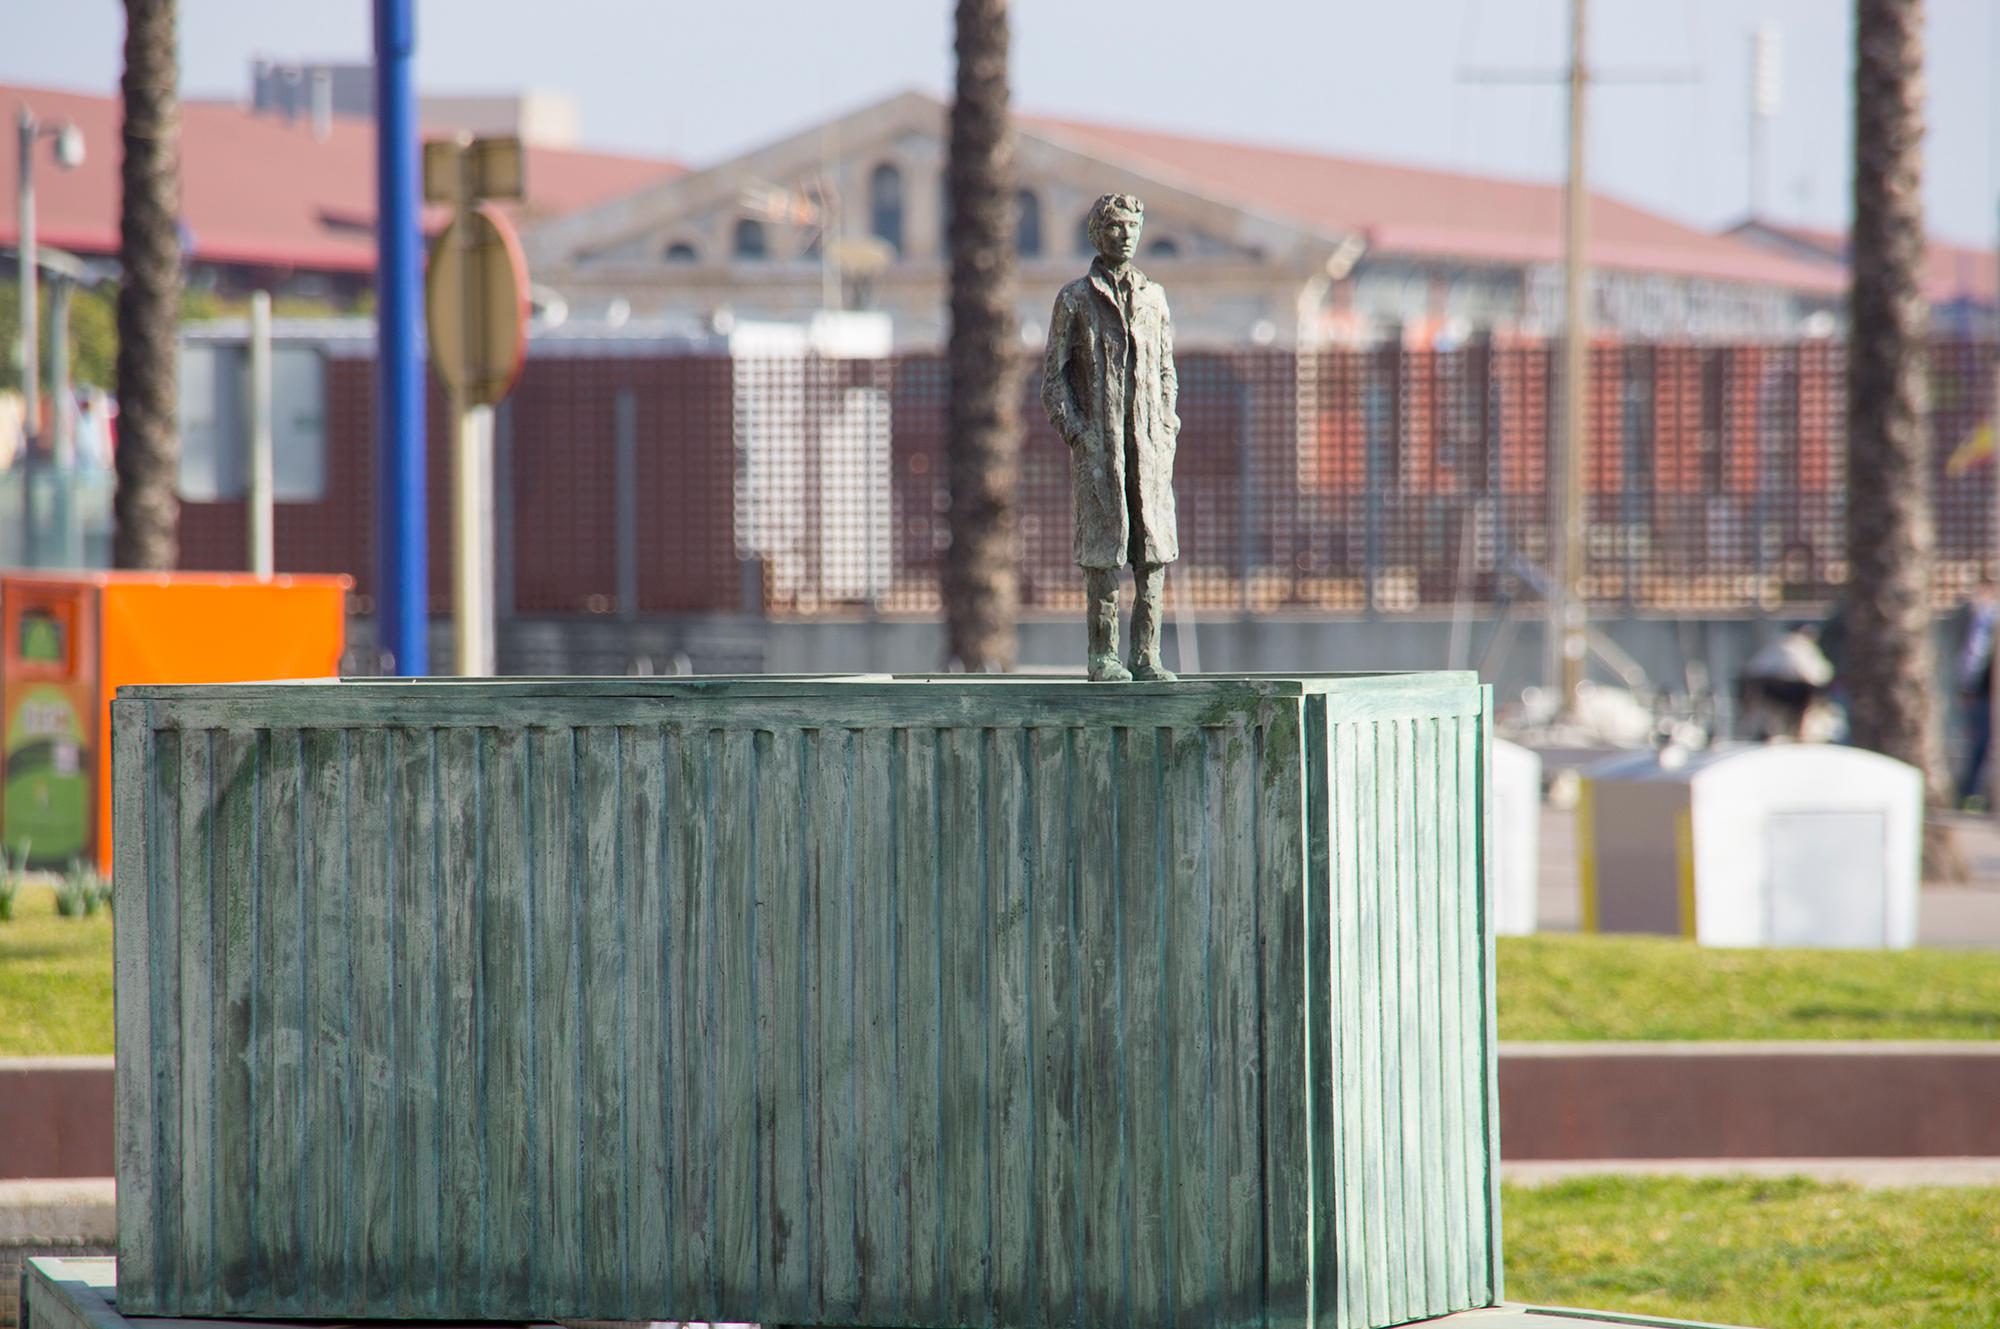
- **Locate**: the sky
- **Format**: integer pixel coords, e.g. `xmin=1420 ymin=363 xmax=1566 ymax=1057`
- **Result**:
xmin=7 ymin=0 xmax=1998 ymax=247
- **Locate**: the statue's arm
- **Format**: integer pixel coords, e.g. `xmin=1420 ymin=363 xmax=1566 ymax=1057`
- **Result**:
xmin=1162 ymin=298 xmax=1180 ymax=432
xmin=1042 ymin=288 xmax=1084 ymax=445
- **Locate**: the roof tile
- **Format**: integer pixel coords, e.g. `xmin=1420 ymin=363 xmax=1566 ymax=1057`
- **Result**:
xmin=1 ymin=81 xmax=681 ymax=273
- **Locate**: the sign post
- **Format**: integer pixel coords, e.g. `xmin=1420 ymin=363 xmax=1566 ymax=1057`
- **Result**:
xmin=424 ymin=135 xmax=528 ymax=676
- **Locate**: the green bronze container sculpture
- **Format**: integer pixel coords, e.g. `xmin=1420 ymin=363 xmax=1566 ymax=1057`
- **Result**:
xmin=112 ymin=674 xmax=1497 ymax=1329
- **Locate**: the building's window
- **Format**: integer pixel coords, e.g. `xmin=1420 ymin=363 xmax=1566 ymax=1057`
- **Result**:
xmin=1076 ymin=213 xmax=1095 ymax=256
xmin=1015 ymin=189 xmax=1042 ymax=257
xmin=733 ymin=218 xmax=767 ymax=260
xmin=664 ymin=241 xmax=698 ymax=262
xmin=1145 ymin=236 xmax=1179 ymax=259
xmin=869 ymin=162 xmax=904 ymax=256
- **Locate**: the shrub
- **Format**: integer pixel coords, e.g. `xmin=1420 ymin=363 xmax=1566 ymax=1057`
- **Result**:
xmin=0 ymin=843 xmax=25 ymax=922
xmin=56 ymin=859 xmax=106 ymax=919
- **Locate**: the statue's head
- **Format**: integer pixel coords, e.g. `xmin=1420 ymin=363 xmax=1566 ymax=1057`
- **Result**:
xmin=1087 ymin=193 xmax=1145 ymax=266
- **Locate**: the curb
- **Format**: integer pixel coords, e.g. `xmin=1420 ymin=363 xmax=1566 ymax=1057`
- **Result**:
xmin=1496 ymin=1041 xmax=2000 ymax=1159
xmin=0 ymin=1179 xmax=116 ymax=1244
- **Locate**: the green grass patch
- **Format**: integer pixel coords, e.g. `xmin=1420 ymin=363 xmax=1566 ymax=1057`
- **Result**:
xmin=0 ymin=882 xmax=114 ymax=1056
xmin=1498 ymin=933 xmax=2000 ymax=1041
xmin=1504 ymin=1175 xmax=2000 ymax=1328
xmin=5 ymin=898 xmax=2000 ymax=1055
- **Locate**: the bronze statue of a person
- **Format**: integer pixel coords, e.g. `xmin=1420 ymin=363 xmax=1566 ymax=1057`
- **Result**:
xmin=1041 ymin=193 xmax=1181 ymax=682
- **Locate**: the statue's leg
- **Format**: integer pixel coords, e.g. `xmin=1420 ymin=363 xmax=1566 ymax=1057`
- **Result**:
xmin=1128 ymin=562 xmax=1177 ymax=681
xmin=1085 ymin=567 xmax=1132 ymax=682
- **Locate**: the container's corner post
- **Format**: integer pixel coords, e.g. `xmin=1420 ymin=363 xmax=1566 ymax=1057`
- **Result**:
xmin=1479 ymin=683 xmax=1502 ymax=1304
xmin=110 ymin=695 xmax=157 ymax=1305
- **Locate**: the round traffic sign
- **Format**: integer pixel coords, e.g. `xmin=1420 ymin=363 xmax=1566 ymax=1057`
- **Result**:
xmin=425 ymin=202 xmax=530 ymax=407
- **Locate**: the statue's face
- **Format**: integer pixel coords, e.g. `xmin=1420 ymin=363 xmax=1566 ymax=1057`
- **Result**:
xmin=1095 ymin=210 xmax=1142 ymax=265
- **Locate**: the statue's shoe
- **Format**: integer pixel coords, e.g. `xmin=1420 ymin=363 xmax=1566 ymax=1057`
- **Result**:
xmin=1088 ymin=653 xmax=1134 ymax=682
xmin=1130 ymin=657 xmax=1178 ymax=682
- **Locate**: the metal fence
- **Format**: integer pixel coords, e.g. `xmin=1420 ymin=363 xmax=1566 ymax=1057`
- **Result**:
xmin=174 ymin=339 xmax=1999 ymax=618
xmin=874 ymin=339 xmax=1997 ymax=617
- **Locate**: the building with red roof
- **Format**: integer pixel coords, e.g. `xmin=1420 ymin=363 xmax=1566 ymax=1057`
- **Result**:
xmin=529 ymin=90 xmax=1848 ymax=349
xmin=1727 ymin=217 xmax=1998 ymax=336
xmin=2 ymin=79 xmax=683 ymax=307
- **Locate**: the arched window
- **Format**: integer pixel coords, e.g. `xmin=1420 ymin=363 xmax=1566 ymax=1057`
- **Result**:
xmin=664 ymin=240 xmax=698 ymax=263
xmin=732 ymin=218 xmax=767 ymax=260
xmin=1076 ymin=213 xmax=1095 ymax=256
xmin=869 ymin=162 xmax=904 ymax=256
xmin=1146 ymin=236 xmax=1180 ymax=259
xmin=1014 ymin=190 xmax=1042 ymax=257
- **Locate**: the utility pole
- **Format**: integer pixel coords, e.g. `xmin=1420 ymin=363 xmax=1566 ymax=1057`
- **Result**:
xmin=18 ymin=108 xmax=40 ymax=565
xmin=1553 ymin=0 xmax=1590 ymax=713
xmin=423 ymin=134 xmax=527 ymax=677
xmin=16 ymin=103 xmax=84 ymax=568
xmin=1461 ymin=1 xmax=1698 ymax=715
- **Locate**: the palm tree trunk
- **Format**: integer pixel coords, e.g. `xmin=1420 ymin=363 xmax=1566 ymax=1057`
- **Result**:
xmin=1847 ymin=0 xmax=1962 ymax=876
xmin=113 ymin=0 xmax=181 ymax=570
xmin=943 ymin=0 xmax=1019 ymax=671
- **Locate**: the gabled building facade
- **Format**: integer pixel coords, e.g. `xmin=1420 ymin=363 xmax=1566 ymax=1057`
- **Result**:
xmin=527 ymin=90 xmax=1845 ymax=349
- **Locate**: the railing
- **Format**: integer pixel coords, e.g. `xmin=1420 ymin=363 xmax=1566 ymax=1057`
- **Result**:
xmin=803 ymin=340 xmax=1996 ymax=616
xmin=170 ymin=339 xmax=1999 ymax=618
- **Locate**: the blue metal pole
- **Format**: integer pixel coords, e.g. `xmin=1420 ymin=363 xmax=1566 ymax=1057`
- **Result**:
xmin=373 ymin=0 xmax=427 ymax=674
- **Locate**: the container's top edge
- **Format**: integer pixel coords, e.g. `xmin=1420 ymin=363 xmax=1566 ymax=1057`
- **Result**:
xmin=116 ymin=669 xmax=1482 ymax=702
xmin=0 ymin=570 xmax=353 ymax=590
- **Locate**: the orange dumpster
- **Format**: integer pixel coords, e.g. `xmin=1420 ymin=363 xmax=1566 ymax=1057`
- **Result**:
xmin=1 ymin=571 xmax=350 ymax=872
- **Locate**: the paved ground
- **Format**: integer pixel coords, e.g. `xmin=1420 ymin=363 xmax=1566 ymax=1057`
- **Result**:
xmin=1502 ymin=1157 xmax=2000 ymax=1187
xmin=1534 ymin=806 xmax=2000 ymax=945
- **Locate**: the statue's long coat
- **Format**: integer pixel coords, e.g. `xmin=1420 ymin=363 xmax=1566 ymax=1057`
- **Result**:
xmin=1040 ymin=261 xmax=1180 ymax=569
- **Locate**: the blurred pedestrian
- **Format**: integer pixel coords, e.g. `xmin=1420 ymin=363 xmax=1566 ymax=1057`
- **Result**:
xmin=1954 ymin=581 xmax=1998 ymax=807
xmin=0 ymin=391 xmax=23 ymax=471
xmin=1738 ymin=625 xmax=1837 ymax=742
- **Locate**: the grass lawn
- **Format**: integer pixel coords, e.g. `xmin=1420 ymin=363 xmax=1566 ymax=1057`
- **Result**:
xmin=5 ymin=904 xmax=2000 ymax=1054
xmin=1497 ymin=933 xmax=2000 ymax=1041
xmin=0 ymin=882 xmax=114 ymax=1056
xmin=1504 ymin=1175 xmax=2000 ymax=1328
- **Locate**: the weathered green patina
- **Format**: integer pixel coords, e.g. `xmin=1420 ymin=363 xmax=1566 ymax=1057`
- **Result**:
xmin=112 ymin=674 xmax=1498 ymax=1329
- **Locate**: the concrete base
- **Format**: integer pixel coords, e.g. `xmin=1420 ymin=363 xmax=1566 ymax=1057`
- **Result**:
xmin=0 ymin=1182 xmax=115 ymax=1329
xmin=18 ymin=1258 xmax=1755 ymax=1329
xmin=17 ymin=1259 xmax=560 ymax=1329
xmin=0 ymin=1182 xmax=114 ymax=1247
